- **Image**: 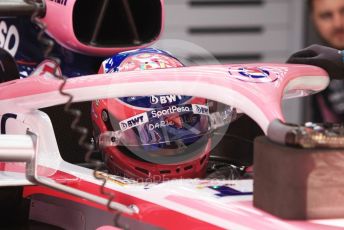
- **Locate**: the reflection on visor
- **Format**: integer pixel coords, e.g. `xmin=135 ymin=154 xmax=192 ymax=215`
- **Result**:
xmin=99 ymin=104 xmax=238 ymax=148
xmin=99 ymin=130 xmax=210 ymax=148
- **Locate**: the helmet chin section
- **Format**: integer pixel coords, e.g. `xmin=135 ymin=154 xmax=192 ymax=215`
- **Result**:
xmin=104 ymin=138 xmax=212 ymax=182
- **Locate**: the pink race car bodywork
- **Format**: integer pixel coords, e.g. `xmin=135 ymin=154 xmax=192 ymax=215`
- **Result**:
xmin=40 ymin=0 xmax=165 ymax=56
xmin=0 ymin=63 xmax=343 ymax=229
xmin=0 ymin=63 xmax=328 ymax=133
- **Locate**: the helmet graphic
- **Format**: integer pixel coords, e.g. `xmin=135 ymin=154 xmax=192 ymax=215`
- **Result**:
xmin=91 ymin=48 xmax=212 ymax=182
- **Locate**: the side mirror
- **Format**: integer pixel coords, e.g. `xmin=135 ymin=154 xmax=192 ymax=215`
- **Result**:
xmin=41 ymin=0 xmax=164 ymax=56
xmin=0 ymin=0 xmax=164 ymax=56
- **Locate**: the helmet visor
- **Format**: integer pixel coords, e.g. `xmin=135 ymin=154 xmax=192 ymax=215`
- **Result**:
xmin=100 ymin=104 xmax=211 ymax=148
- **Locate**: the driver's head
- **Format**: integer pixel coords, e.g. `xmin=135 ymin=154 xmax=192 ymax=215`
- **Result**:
xmin=91 ymin=48 xmax=212 ymax=182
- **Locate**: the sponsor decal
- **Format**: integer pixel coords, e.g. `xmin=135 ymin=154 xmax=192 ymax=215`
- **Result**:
xmin=31 ymin=60 xmax=62 ymax=78
xmin=229 ymin=66 xmax=278 ymax=83
xmin=48 ymin=0 xmax=68 ymax=6
xmin=119 ymin=113 xmax=149 ymax=131
xmin=239 ymin=67 xmax=270 ymax=79
xmin=0 ymin=21 xmax=19 ymax=56
xmin=119 ymin=95 xmax=191 ymax=109
xmin=119 ymin=104 xmax=207 ymax=131
xmin=148 ymin=120 xmax=175 ymax=131
xmin=104 ymin=57 xmax=114 ymax=73
xmin=1 ymin=113 xmax=17 ymax=134
xmin=151 ymin=105 xmax=191 ymax=118
xmin=95 ymin=171 xmax=137 ymax=186
xmin=209 ymin=185 xmax=252 ymax=197
xmin=192 ymin=104 xmax=209 ymax=115
xmin=150 ymin=95 xmax=183 ymax=105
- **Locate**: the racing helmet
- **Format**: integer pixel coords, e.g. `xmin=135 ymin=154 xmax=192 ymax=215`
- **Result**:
xmin=91 ymin=48 xmax=212 ymax=181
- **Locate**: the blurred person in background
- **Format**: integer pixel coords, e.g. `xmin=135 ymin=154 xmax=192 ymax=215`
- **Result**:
xmin=297 ymin=0 xmax=344 ymax=122
xmin=310 ymin=0 xmax=344 ymax=50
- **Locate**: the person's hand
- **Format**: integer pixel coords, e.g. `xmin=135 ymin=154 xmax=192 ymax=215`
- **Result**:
xmin=287 ymin=44 xmax=344 ymax=79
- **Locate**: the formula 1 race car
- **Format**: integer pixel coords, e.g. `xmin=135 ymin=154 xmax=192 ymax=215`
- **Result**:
xmin=1 ymin=53 xmax=341 ymax=229
xmin=0 ymin=0 xmax=343 ymax=230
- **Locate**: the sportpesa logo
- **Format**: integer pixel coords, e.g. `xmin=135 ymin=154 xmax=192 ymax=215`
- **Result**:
xmin=151 ymin=105 xmax=191 ymax=118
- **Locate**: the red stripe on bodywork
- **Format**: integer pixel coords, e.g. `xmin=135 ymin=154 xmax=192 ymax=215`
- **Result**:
xmin=23 ymin=177 xmax=222 ymax=230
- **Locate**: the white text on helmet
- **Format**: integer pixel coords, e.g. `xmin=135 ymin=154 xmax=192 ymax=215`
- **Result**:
xmin=150 ymin=95 xmax=183 ymax=105
xmin=192 ymin=104 xmax=210 ymax=115
xmin=151 ymin=106 xmax=191 ymax=118
xmin=119 ymin=113 xmax=149 ymax=131
xmin=149 ymin=120 xmax=175 ymax=130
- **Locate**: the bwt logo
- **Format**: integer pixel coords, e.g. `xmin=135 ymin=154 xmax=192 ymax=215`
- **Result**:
xmin=0 ymin=21 xmax=19 ymax=56
xmin=119 ymin=113 xmax=148 ymax=131
xmin=48 ymin=0 xmax=68 ymax=6
xmin=192 ymin=104 xmax=209 ymax=115
xmin=150 ymin=95 xmax=183 ymax=105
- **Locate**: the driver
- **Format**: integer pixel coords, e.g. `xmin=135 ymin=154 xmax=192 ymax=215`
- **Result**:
xmin=91 ymin=48 xmax=213 ymax=182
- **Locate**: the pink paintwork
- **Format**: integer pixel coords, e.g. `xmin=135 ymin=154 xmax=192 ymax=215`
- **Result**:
xmin=167 ymin=196 xmax=341 ymax=230
xmin=3 ymin=163 xmax=343 ymax=229
xmin=0 ymin=63 xmax=328 ymax=133
xmin=40 ymin=0 xmax=165 ymax=56
xmin=96 ymin=227 xmax=122 ymax=230
xmin=0 ymin=63 xmax=334 ymax=229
